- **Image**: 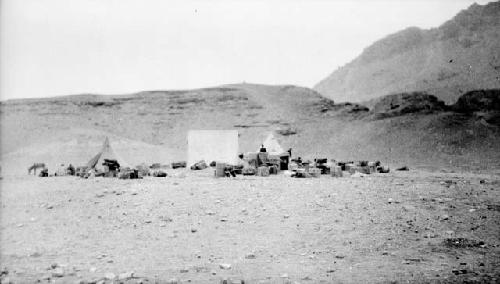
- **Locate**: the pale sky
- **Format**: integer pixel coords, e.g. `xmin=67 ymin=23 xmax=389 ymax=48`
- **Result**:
xmin=0 ymin=0 xmax=492 ymax=100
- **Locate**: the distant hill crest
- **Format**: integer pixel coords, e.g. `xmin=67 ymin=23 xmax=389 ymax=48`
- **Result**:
xmin=314 ymin=1 xmax=500 ymax=104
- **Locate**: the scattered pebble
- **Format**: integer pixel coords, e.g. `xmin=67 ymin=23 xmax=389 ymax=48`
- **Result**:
xmin=219 ymin=263 xmax=232 ymax=270
xmin=104 ymin=272 xmax=116 ymax=280
xmin=245 ymin=253 xmax=256 ymax=259
xmin=51 ymin=268 xmax=65 ymax=278
xmin=168 ymin=278 xmax=179 ymax=284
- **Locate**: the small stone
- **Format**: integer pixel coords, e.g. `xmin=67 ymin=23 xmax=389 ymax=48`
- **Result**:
xmin=387 ymin=198 xmax=393 ymax=204
xmin=205 ymin=211 xmax=216 ymax=216
xmin=283 ymin=214 xmax=290 ymax=219
xmin=51 ymin=268 xmax=65 ymax=278
xmin=30 ymin=252 xmax=42 ymax=258
xmin=441 ymin=215 xmax=449 ymax=220
xmin=210 ymin=270 xmax=217 ymax=275
xmin=104 ymin=272 xmax=116 ymax=280
xmin=168 ymin=278 xmax=179 ymax=284
xmin=219 ymin=263 xmax=232 ymax=270
xmin=245 ymin=253 xmax=256 ymax=259
xmin=191 ymin=228 xmax=197 ymax=233
xmin=469 ymin=208 xmax=476 ymax=213
xmin=180 ymin=268 xmax=189 ymax=273
xmin=118 ymin=271 xmax=135 ymax=280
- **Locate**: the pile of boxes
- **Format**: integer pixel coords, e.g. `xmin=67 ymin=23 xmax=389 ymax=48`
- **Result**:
xmin=289 ymin=159 xmax=391 ymax=178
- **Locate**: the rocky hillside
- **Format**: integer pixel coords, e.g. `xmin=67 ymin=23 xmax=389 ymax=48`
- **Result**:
xmin=0 ymin=84 xmax=333 ymax=173
xmin=1 ymin=84 xmax=499 ymax=175
xmin=314 ymin=1 xmax=500 ymax=104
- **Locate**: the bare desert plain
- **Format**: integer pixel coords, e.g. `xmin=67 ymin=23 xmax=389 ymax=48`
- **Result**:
xmin=1 ymin=168 xmax=499 ymax=284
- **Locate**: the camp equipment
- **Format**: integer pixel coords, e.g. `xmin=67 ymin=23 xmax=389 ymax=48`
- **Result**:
xmin=309 ymin=168 xmax=321 ymax=177
xmin=331 ymin=165 xmax=343 ymax=177
xmin=188 ymin=130 xmax=239 ymax=168
xmin=215 ymin=162 xmax=227 ymax=177
xmin=257 ymin=166 xmax=270 ymax=177
xmin=87 ymin=137 xmax=131 ymax=174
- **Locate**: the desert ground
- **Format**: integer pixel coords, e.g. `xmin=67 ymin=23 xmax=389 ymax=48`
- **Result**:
xmin=1 ymin=168 xmax=499 ymax=284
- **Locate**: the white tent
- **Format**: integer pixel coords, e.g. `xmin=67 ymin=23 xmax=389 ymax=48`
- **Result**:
xmin=87 ymin=137 xmax=132 ymax=170
xmin=187 ymin=130 xmax=239 ymax=166
xmin=258 ymin=133 xmax=285 ymax=155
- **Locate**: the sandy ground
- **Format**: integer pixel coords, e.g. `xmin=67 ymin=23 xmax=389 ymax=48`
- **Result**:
xmin=1 ymin=169 xmax=500 ymax=283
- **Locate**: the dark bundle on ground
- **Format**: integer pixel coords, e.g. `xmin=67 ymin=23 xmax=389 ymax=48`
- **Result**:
xmin=119 ymin=169 xmax=140 ymax=179
xmin=102 ymin=159 xmax=120 ymax=171
xmin=190 ymin=160 xmax=208 ymax=170
xmin=171 ymin=161 xmax=187 ymax=169
xmin=151 ymin=170 xmax=167 ymax=177
xmin=444 ymin=238 xmax=485 ymax=248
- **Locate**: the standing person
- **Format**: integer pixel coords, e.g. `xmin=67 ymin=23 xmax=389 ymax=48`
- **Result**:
xmin=259 ymin=144 xmax=267 ymax=153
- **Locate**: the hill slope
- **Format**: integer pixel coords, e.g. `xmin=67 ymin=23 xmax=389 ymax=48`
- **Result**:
xmin=1 ymin=84 xmax=499 ymax=175
xmin=314 ymin=1 xmax=500 ymax=104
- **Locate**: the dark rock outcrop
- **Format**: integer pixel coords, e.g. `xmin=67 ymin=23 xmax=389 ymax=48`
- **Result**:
xmin=371 ymin=92 xmax=446 ymax=118
xmin=452 ymin=89 xmax=500 ymax=112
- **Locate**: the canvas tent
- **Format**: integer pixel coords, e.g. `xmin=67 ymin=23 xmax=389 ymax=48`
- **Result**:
xmin=87 ymin=137 xmax=131 ymax=171
xmin=258 ymin=133 xmax=285 ymax=155
xmin=187 ymin=130 xmax=239 ymax=167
